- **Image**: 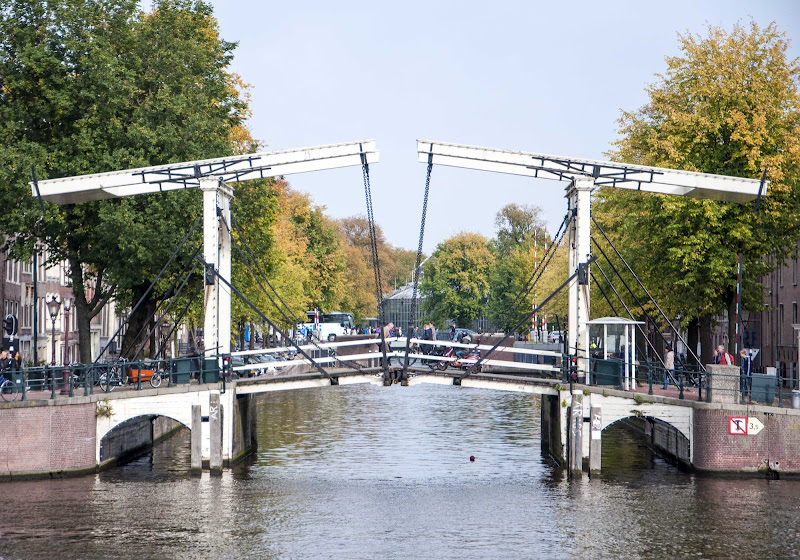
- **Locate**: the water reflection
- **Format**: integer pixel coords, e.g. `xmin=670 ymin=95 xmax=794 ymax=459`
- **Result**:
xmin=1 ymin=384 xmax=799 ymax=559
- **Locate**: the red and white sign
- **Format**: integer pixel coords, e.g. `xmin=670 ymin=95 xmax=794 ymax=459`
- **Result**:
xmin=729 ymin=416 xmax=748 ymax=435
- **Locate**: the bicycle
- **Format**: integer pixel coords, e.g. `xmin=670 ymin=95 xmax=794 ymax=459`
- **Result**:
xmin=96 ymin=360 xmax=128 ymax=392
xmin=149 ymin=366 xmax=169 ymax=388
xmin=389 ymin=341 xmax=422 ymax=367
xmin=0 ymin=374 xmax=19 ymax=401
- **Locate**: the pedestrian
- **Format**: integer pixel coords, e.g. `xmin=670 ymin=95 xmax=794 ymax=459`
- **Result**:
xmin=12 ymin=351 xmax=22 ymax=370
xmin=712 ymin=348 xmax=720 ymax=364
xmin=422 ymin=322 xmax=434 ymax=354
xmin=663 ymin=345 xmax=675 ymax=389
xmin=449 ymin=324 xmax=456 ymax=341
xmin=717 ymin=345 xmax=734 ymax=365
xmin=0 ymin=350 xmax=10 ymax=372
xmin=739 ymin=349 xmax=753 ymax=399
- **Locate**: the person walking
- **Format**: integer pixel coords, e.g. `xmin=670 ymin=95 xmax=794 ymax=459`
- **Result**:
xmin=663 ymin=345 xmax=675 ymax=389
xmin=717 ymin=345 xmax=734 ymax=365
xmin=739 ymin=349 xmax=753 ymax=400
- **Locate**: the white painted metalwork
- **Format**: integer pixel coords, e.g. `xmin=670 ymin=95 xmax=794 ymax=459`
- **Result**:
xmin=31 ymin=140 xmax=379 ymax=205
xmin=416 ymin=139 xmax=767 ymax=382
xmin=31 ymin=141 xmax=380 ymax=361
xmin=416 ymin=140 xmax=766 ymax=203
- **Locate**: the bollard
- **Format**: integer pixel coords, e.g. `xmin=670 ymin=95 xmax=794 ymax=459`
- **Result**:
xmin=647 ymin=366 xmax=653 ymax=396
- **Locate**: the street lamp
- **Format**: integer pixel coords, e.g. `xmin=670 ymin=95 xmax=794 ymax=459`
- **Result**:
xmin=61 ymin=295 xmax=73 ymax=394
xmin=46 ymin=295 xmax=61 ymax=367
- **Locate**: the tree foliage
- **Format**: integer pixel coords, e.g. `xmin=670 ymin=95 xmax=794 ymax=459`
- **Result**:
xmin=594 ymin=20 xmax=800 ymax=362
xmin=420 ymin=232 xmax=495 ymax=327
xmin=0 ymin=0 xmax=249 ymax=360
xmin=337 ymin=215 xmax=418 ymax=320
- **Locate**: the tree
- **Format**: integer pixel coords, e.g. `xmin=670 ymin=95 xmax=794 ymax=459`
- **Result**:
xmin=594 ymin=21 xmax=800 ymax=363
xmin=0 ymin=0 xmax=249 ymax=361
xmin=420 ymin=232 xmax=495 ymax=327
xmin=493 ymin=203 xmax=543 ymax=256
xmin=337 ymin=215 xmax=419 ymax=320
xmin=488 ymin=203 xmax=553 ymax=332
xmin=488 ymin=237 xmax=569 ymax=333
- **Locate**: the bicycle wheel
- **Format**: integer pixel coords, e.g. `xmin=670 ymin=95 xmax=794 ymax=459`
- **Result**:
xmin=391 ymin=350 xmax=419 ymax=367
xmin=100 ymin=372 xmax=115 ymax=392
xmin=1 ymin=379 xmax=18 ymax=401
xmin=150 ymin=371 xmax=162 ymax=388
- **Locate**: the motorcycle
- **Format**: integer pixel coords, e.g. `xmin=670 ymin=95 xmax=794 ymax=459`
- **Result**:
xmin=430 ymin=344 xmax=481 ymax=372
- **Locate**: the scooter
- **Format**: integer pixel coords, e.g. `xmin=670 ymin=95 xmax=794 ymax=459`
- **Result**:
xmin=452 ymin=349 xmax=482 ymax=372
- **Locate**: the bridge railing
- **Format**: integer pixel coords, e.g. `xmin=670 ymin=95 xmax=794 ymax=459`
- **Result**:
xmin=588 ymin=358 xmax=798 ymax=409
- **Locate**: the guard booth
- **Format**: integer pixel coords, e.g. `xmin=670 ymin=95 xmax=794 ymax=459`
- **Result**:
xmin=586 ymin=317 xmax=643 ymax=390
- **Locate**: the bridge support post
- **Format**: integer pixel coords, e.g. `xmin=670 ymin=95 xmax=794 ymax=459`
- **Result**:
xmin=567 ymin=178 xmax=592 ymax=380
xmin=191 ymin=404 xmax=202 ymax=473
xmin=201 ymin=177 xmax=233 ymax=360
xmin=209 ymin=392 xmax=222 ymax=474
xmin=589 ymin=405 xmax=602 ymax=474
xmin=569 ymin=392 xmax=584 ymax=475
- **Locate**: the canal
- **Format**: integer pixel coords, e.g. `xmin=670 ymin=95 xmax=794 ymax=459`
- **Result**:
xmin=1 ymin=383 xmax=799 ymax=559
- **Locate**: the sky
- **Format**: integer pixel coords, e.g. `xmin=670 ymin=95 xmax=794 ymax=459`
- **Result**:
xmin=201 ymin=0 xmax=799 ymax=254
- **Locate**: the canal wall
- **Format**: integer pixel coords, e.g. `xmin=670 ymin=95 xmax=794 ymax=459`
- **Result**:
xmin=1 ymin=388 xmax=258 ymax=480
xmin=542 ymin=387 xmax=800 ymax=476
xmin=229 ymin=393 xmax=257 ymax=466
xmin=540 ymin=393 xmax=565 ymax=463
xmin=692 ymin=407 xmax=800 ymax=475
xmin=0 ymin=399 xmax=97 ymax=480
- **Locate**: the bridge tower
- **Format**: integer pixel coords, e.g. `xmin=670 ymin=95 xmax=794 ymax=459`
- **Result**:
xmin=31 ymin=141 xmax=379 ymax=468
xmin=416 ymin=140 xmax=765 ymax=377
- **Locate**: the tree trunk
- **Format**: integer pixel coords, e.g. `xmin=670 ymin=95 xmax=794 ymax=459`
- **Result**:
xmin=687 ymin=317 xmax=699 ymax=366
xmin=699 ymin=314 xmax=713 ymax=365
xmin=123 ymin=296 xmax=156 ymax=360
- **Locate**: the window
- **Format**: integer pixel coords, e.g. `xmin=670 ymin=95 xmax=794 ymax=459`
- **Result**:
xmin=793 ymin=258 xmax=798 ymax=286
xmin=779 ymin=304 xmax=785 ymax=345
xmin=794 ymin=302 xmax=798 ymax=326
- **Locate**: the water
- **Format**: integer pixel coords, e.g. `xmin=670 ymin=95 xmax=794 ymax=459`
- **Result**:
xmin=2 ymin=383 xmax=800 ymax=559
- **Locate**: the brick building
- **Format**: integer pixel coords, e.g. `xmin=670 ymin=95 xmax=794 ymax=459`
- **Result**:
xmin=1 ymin=248 xmax=124 ymax=366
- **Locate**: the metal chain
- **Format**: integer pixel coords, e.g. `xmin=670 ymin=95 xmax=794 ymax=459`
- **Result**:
xmin=361 ymin=152 xmax=385 ymax=326
xmin=401 ymin=148 xmax=434 ymax=376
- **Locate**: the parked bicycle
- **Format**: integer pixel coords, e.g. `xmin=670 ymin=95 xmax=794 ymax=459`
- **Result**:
xmin=389 ymin=341 xmax=423 ymax=367
xmin=0 ymin=373 xmax=18 ymax=401
xmin=96 ymin=359 xmax=128 ymax=392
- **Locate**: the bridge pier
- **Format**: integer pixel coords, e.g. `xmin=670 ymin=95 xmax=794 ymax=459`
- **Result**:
xmin=589 ymin=405 xmax=602 ymax=474
xmin=191 ymin=405 xmax=202 ymax=472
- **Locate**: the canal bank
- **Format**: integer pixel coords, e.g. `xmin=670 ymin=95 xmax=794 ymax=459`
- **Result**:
xmin=0 ymin=385 xmax=258 ymax=481
xmin=542 ymin=379 xmax=800 ymax=477
xmin=2 ymin=383 xmax=800 ymax=560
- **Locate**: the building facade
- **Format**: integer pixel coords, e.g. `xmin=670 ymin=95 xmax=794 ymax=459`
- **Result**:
xmin=1 ymin=248 xmax=125 ymax=366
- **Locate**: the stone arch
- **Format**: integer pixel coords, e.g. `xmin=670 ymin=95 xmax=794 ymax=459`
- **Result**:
xmin=601 ymin=414 xmax=692 ymax=467
xmin=98 ymin=413 xmax=191 ymax=463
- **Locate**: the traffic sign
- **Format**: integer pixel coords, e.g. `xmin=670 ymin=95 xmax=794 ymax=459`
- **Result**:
xmin=729 ymin=416 xmax=748 ymax=435
xmin=747 ymin=417 xmax=764 ymax=435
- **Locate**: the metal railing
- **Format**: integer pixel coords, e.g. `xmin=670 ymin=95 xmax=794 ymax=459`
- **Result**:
xmin=586 ymin=357 xmax=797 ymax=409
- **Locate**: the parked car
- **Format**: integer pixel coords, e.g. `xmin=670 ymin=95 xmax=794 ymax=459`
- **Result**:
xmin=548 ymin=330 xmax=564 ymax=344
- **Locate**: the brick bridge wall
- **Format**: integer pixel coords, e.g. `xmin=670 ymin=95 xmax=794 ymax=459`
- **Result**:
xmin=1 ymin=401 xmax=97 ymax=479
xmin=692 ymin=407 xmax=800 ymax=475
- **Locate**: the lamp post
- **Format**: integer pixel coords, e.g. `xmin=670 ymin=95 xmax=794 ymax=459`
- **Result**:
xmin=46 ymin=295 xmax=61 ymax=367
xmin=60 ymin=295 xmax=72 ymax=394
